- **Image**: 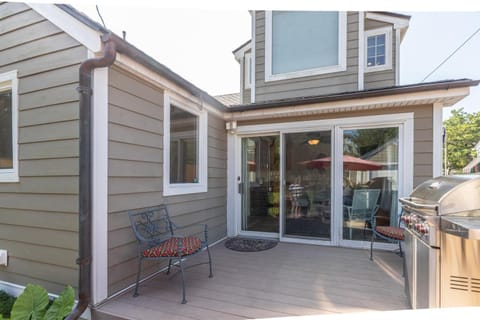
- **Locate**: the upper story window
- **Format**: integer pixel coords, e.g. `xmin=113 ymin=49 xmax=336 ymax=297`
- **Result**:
xmin=365 ymin=27 xmax=392 ymax=73
xmin=0 ymin=70 xmax=18 ymax=183
xmin=265 ymin=11 xmax=347 ymax=82
xmin=163 ymin=94 xmax=208 ymax=196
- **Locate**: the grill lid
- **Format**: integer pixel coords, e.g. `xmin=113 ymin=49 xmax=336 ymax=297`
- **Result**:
xmin=405 ymin=175 xmax=480 ymax=215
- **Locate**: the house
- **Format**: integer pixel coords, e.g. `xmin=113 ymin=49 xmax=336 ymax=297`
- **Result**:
xmin=463 ymin=141 xmax=480 ymax=173
xmin=0 ymin=3 xmax=478 ymax=318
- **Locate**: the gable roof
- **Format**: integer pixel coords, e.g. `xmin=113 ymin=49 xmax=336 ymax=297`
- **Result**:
xmin=51 ymin=4 xmax=227 ymax=112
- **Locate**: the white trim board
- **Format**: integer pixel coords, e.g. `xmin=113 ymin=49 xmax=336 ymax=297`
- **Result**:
xmin=358 ymin=11 xmax=365 ymax=91
xmin=28 ymin=3 xmax=102 ymax=52
xmin=91 ymin=64 xmax=109 ymax=305
xmin=0 ymin=70 xmax=19 ymax=183
xmin=432 ymin=103 xmax=443 ymax=177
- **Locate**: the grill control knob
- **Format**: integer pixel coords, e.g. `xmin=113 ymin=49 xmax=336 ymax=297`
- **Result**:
xmin=414 ymin=223 xmax=428 ymax=234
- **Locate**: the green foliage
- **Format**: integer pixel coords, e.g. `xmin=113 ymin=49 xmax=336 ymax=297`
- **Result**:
xmin=443 ymin=108 xmax=480 ymax=172
xmin=43 ymin=286 xmax=74 ymax=320
xmin=0 ymin=290 xmax=16 ymax=318
xmin=9 ymin=284 xmax=74 ymax=320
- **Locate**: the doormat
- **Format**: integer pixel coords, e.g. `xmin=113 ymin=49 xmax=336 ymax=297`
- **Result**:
xmin=224 ymin=237 xmax=278 ymax=252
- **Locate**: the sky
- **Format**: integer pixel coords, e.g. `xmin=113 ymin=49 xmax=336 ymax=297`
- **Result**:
xmin=57 ymin=0 xmax=480 ymax=119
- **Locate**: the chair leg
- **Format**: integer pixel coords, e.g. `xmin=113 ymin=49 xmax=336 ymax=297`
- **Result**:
xmin=206 ymin=245 xmax=213 ymax=278
xmin=133 ymin=257 xmax=142 ymax=297
xmin=167 ymin=258 xmax=172 ymax=275
xmin=178 ymin=257 xmax=187 ymax=304
xmin=370 ymin=232 xmax=374 ymax=261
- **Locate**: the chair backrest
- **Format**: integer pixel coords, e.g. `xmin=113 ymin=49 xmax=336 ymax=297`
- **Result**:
xmin=128 ymin=205 xmax=174 ymax=245
xmin=350 ymin=189 xmax=381 ymax=219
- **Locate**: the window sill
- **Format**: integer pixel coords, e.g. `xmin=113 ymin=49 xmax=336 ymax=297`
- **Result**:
xmin=163 ymin=183 xmax=208 ymax=196
xmin=364 ymin=65 xmax=392 ymax=73
xmin=265 ymin=64 xmax=347 ymax=82
xmin=0 ymin=173 xmax=19 ymax=183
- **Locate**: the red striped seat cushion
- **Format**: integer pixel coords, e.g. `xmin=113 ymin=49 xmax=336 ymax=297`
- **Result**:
xmin=143 ymin=237 xmax=202 ymax=257
xmin=375 ymin=226 xmax=405 ymax=240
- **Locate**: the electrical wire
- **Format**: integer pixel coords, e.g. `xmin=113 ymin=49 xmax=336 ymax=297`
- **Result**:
xmin=422 ymin=26 xmax=480 ymax=82
xmin=96 ymin=5 xmax=106 ymax=29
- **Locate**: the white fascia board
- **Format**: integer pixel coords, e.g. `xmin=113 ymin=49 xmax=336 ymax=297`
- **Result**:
xmin=366 ymin=12 xmax=410 ymax=30
xmin=227 ymin=87 xmax=470 ymax=122
xmin=233 ymin=41 xmax=252 ymax=61
xmin=28 ymin=3 xmax=102 ymax=52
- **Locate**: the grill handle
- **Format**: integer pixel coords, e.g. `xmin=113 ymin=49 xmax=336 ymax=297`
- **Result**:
xmin=399 ymin=197 xmax=438 ymax=211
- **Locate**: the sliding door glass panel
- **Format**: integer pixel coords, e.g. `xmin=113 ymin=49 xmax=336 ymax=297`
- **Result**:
xmin=241 ymin=136 xmax=280 ymax=233
xmin=283 ymin=131 xmax=331 ymax=239
xmin=342 ymin=127 xmax=399 ymax=241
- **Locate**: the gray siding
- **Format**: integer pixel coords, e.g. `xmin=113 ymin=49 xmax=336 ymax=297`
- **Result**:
xmin=254 ymin=11 xmax=359 ymax=102
xmin=364 ymin=18 xmax=396 ymax=90
xmin=107 ymin=67 xmax=227 ymax=295
xmin=0 ymin=3 xmax=86 ymax=294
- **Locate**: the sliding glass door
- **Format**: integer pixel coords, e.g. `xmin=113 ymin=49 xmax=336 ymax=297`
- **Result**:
xmin=283 ymin=131 xmax=332 ymax=240
xmin=241 ymin=136 xmax=280 ymax=234
xmin=342 ymin=127 xmax=399 ymax=242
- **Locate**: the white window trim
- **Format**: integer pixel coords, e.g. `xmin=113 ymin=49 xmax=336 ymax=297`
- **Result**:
xmin=0 ymin=70 xmax=19 ymax=183
xmin=265 ymin=11 xmax=347 ymax=82
xmin=364 ymin=26 xmax=393 ymax=73
xmin=163 ymin=94 xmax=208 ymax=196
xmin=244 ymin=52 xmax=252 ymax=89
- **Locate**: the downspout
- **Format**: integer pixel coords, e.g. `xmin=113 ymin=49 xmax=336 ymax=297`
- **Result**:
xmin=66 ymin=33 xmax=116 ymax=320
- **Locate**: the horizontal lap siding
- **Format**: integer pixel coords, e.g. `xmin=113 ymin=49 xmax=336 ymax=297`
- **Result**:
xmin=107 ymin=67 xmax=227 ymax=295
xmin=364 ymin=19 xmax=396 ymax=89
xmin=0 ymin=3 xmax=86 ymax=294
xmin=255 ymin=11 xmax=359 ymax=102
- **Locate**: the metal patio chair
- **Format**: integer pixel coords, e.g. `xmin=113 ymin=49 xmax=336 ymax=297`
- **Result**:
xmin=370 ymin=192 xmax=404 ymax=261
xmin=344 ymin=188 xmax=381 ymax=239
xmin=128 ymin=204 xmax=213 ymax=304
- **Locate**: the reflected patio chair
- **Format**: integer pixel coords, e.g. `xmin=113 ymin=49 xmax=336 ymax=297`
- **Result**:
xmin=370 ymin=193 xmax=404 ymax=261
xmin=128 ymin=204 xmax=213 ymax=304
xmin=344 ymin=189 xmax=381 ymax=239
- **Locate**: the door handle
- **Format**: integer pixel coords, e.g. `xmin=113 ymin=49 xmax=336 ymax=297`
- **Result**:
xmin=238 ymin=182 xmax=244 ymax=194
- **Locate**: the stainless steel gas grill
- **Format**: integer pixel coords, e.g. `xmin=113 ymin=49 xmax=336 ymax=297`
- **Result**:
xmin=399 ymin=175 xmax=480 ymax=309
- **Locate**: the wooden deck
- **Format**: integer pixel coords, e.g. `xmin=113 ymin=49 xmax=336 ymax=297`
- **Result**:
xmin=94 ymin=241 xmax=409 ymax=320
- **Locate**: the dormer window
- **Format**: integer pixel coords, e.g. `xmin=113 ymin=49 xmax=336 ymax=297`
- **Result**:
xmin=365 ymin=27 xmax=392 ymax=72
xmin=265 ymin=11 xmax=347 ymax=81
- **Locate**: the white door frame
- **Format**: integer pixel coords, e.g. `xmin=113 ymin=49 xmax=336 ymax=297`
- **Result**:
xmin=228 ymin=112 xmax=414 ymax=248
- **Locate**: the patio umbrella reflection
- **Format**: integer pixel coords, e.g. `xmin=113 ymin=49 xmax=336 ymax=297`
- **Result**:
xmin=301 ymin=155 xmax=383 ymax=171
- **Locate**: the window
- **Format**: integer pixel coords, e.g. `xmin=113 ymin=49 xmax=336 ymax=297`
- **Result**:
xmin=365 ymin=27 xmax=392 ymax=72
xmin=0 ymin=71 xmax=18 ymax=182
xmin=265 ymin=11 xmax=347 ymax=81
xmin=244 ymin=52 xmax=252 ymax=89
xmin=163 ymin=94 xmax=207 ymax=196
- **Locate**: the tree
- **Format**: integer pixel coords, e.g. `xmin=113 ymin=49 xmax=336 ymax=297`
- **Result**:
xmin=443 ymin=108 xmax=480 ymax=173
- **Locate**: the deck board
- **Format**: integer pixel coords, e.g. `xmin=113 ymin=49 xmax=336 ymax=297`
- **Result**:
xmin=94 ymin=241 xmax=409 ymax=319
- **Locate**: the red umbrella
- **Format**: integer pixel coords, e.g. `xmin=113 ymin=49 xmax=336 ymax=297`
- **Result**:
xmin=302 ymin=155 xmax=383 ymax=171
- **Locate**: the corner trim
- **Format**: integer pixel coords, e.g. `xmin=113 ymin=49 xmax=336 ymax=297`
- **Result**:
xmin=250 ymin=10 xmax=256 ymax=103
xmin=358 ymin=11 xmax=365 ymax=91
xmin=91 ymin=63 xmax=109 ymax=304
xmin=432 ymin=103 xmax=443 ymax=177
